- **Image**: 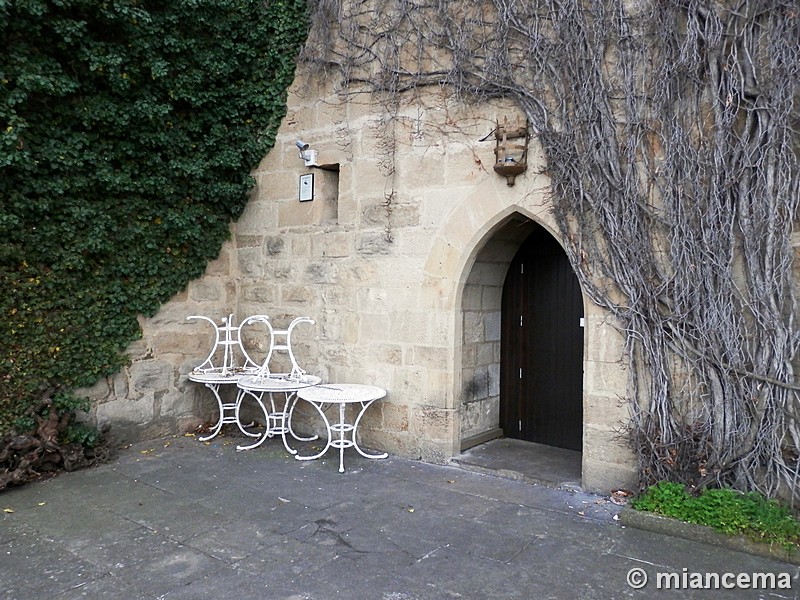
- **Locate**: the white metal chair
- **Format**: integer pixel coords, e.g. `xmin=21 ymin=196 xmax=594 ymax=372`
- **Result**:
xmin=186 ymin=313 xmax=269 ymax=440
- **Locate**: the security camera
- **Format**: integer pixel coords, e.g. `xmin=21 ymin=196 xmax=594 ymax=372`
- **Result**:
xmin=294 ymin=140 xmax=318 ymax=166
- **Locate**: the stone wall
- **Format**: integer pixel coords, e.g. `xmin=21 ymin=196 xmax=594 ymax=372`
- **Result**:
xmin=78 ymin=72 xmax=637 ymax=493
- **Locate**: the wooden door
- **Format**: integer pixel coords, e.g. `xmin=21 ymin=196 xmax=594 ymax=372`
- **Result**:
xmin=500 ymin=228 xmax=584 ymax=451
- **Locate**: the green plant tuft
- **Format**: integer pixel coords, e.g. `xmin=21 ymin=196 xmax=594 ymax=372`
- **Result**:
xmin=632 ymin=482 xmax=800 ymax=549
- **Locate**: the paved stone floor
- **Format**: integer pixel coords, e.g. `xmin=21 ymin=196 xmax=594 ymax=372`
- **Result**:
xmin=453 ymin=438 xmax=582 ymax=489
xmin=1 ymin=434 xmax=797 ymax=599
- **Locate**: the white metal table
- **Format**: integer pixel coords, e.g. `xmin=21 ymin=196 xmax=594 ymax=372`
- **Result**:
xmin=236 ymin=374 xmax=322 ymax=453
xmin=295 ymin=383 xmax=388 ymax=472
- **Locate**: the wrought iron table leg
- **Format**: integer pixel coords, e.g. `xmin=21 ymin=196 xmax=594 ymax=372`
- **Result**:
xmin=294 ymin=401 xmax=333 ymax=462
xmin=235 ymin=389 xmax=272 ymax=451
xmin=351 ymin=400 xmax=389 ymax=461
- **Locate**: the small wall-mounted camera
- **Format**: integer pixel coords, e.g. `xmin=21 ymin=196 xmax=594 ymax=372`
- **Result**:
xmin=295 ymin=140 xmax=317 ymax=166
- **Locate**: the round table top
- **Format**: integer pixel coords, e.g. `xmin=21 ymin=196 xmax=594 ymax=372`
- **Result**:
xmin=296 ymin=383 xmax=387 ymax=404
xmin=237 ymin=374 xmax=322 ymax=392
xmin=188 ymin=368 xmax=259 ymax=384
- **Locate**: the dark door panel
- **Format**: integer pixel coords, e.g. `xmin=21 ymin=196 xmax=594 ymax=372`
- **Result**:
xmin=500 ymin=228 xmax=583 ymax=451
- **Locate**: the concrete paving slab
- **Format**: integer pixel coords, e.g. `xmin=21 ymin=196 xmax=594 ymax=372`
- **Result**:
xmin=1 ymin=434 xmax=798 ymax=600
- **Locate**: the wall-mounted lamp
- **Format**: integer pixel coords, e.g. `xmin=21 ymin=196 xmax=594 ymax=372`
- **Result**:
xmin=492 ymin=118 xmax=529 ymax=186
xmin=295 ymin=140 xmax=318 ymax=167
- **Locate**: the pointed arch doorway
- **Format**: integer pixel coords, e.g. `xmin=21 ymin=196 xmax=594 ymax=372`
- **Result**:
xmin=500 ymin=227 xmax=584 ymax=451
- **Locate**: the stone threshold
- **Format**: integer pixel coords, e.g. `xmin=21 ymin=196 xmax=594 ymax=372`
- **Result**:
xmin=618 ymin=507 xmax=800 ymax=566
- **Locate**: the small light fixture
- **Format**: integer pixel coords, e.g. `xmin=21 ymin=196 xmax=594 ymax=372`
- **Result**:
xmin=492 ymin=117 xmax=529 ymax=186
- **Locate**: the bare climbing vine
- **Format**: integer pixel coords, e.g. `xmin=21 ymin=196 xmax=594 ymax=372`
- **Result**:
xmin=302 ymin=0 xmax=800 ymax=499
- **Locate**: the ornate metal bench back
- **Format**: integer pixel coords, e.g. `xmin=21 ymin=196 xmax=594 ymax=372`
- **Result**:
xmin=187 ymin=313 xmax=270 ymax=376
xmin=254 ymin=316 xmax=315 ymax=381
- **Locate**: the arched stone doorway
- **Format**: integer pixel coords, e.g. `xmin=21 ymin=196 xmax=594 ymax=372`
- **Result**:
xmin=458 ymin=212 xmax=585 ymax=484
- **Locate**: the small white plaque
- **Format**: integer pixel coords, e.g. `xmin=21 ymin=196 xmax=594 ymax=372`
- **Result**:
xmin=299 ymin=173 xmax=314 ymax=202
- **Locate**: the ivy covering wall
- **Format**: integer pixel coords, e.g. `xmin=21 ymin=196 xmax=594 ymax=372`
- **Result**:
xmin=0 ymin=0 xmax=310 ymax=433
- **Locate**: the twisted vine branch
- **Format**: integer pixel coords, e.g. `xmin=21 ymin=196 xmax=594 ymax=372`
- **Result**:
xmin=303 ymin=0 xmax=800 ymax=499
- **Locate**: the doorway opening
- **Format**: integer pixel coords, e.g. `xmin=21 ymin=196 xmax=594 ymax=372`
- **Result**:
xmin=457 ymin=215 xmax=584 ymax=487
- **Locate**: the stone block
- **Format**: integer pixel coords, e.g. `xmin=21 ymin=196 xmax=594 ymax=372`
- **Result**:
xmin=188 ymin=279 xmax=223 ymax=302
xmin=461 ymin=344 xmax=477 ymax=368
xmin=357 ymin=231 xmax=393 ymax=255
xmin=389 ymin=311 xmax=430 ymax=344
xmin=476 ymin=342 xmax=496 ymax=366
xmin=393 ymin=227 xmax=436 ymax=258
xmin=235 ymin=200 xmax=277 ymax=235
xmin=482 ymin=285 xmax=503 ymax=310
xmin=387 ymin=202 xmax=421 ymax=229
xmin=291 ymin=234 xmax=312 ymax=257
xmin=74 ymin=377 xmax=109 ymax=402
xmin=372 ymin=343 xmax=403 ymax=365
xmin=463 ymin=366 xmax=488 ymax=402
xmin=263 ymin=262 xmax=294 ymax=281
xmin=391 ymin=365 xmax=426 ymax=404
xmin=240 ymin=283 xmax=277 ymax=305
xmin=423 ymin=237 xmax=463 ymax=279
xmin=585 ymin=392 xmax=630 ymax=430
xmin=356 ymin=287 xmax=389 ymax=313
xmin=488 ymin=363 xmax=500 ymax=397
xmin=280 ymin=284 xmax=315 ymax=305
xmin=305 ymin=261 xmax=339 ymax=284
xmin=420 ymin=188 xmax=461 ymax=227
xmin=264 ymin=236 xmax=286 ymax=256
xmin=463 ymin=311 xmax=484 ymax=344
xmin=340 ymin=312 xmax=361 ymax=345
xmin=152 ymin=332 xmax=207 ymax=357
xmin=412 ymin=405 xmax=455 ymax=441
xmin=461 ymin=397 xmax=497 ymax=438
xmin=237 ymin=247 xmax=264 ymax=278
xmin=582 ymin=425 xmax=636 ymax=474
xmin=236 ymin=234 xmax=263 ymax=248
xmin=468 ymin=261 xmax=507 ymax=287
xmin=130 ymin=360 xmax=174 ymax=394
xmin=159 ymin=390 xmax=196 ymax=418
xmin=312 ymin=232 xmax=351 ymax=258
xmin=278 ymin=198 xmax=316 ymax=228
xmin=585 ymin=313 xmax=626 ymax=363
xmin=485 ymin=311 xmax=501 ymax=341
xmin=139 ymin=302 xmax=194 ymax=329
xmin=96 ymin=396 xmax=155 ymax=426
xmin=584 ymin=358 xmax=628 ymax=398
xmin=462 ymin=284 xmax=483 ymax=311
xmin=204 ymin=244 xmax=232 ymax=277
xmin=112 ymin=370 xmax=129 ymax=398
xmin=361 ymin=200 xmax=392 ymax=228
xmin=427 ymin=310 xmax=452 ymax=344
xmin=381 ymin=402 xmax=409 ymax=432
xmin=257 ymin=171 xmax=300 ymax=203
xmin=350 ymin=159 xmax=390 ymax=197
xmin=358 ymin=313 xmax=391 ymax=342
xmin=418 ymin=438 xmax=455 ymax=464
xmin=582 ymin=456 xmax=638 ymax=495
xmin=411 ymin=345 xmax=449 ymax=371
